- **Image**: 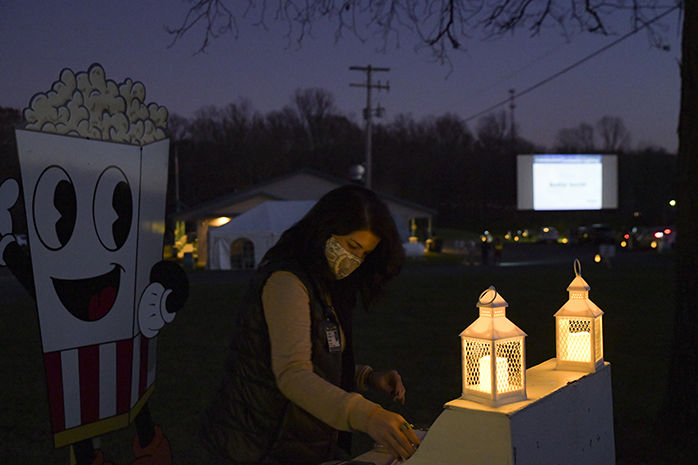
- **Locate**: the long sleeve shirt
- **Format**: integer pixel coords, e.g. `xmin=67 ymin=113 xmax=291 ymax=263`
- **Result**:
xmin=262 ymin=271 xmax=378 ymax=432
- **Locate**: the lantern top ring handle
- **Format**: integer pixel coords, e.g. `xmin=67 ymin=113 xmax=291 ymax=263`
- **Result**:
xmin=479 ymin=286 xmax=498 ymax=305
xmin=574 ymin=259 xmax=582 ymax=277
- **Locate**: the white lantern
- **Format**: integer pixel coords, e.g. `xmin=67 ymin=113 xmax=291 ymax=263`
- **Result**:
xmin=555 ymin=260 xmax=604 ymax=372
xmin=460 ymin=286 xmax=527 ymax=407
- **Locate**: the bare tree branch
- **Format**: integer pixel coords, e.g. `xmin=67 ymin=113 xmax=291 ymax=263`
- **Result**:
xmin=166 ymin=1 xmax=682 ymax=64
xmin=166 ymin=0 xmax=240 ymax=53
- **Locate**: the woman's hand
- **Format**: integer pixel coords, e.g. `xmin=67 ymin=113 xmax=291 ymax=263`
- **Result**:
xmin=368 ymin=370 xmax=406 ymax=404
xmin=366 ymin=407 xmax=421 ymax=461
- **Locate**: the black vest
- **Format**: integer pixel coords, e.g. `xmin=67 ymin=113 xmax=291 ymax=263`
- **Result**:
xmin=200 ymin=259 xmax=353 ymax=464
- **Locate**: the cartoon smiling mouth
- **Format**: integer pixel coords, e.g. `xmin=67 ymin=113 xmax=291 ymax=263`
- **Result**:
xmin=52 ymin=264 xmax=123 ymax=321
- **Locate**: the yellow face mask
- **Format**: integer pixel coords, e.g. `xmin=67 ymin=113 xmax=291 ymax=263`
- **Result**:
xmin=324 ymin=236 xmax=363 ymax=279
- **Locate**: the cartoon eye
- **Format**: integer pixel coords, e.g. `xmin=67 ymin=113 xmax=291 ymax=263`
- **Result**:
xmin=93 ymin=166 xmax=133 ymax=251
xmin=33 ymin=166 xmax=77 ymax=251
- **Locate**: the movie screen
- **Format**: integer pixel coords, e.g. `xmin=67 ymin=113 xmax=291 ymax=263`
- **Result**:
xmin=517 ymin=154 xmax=618 ymax=211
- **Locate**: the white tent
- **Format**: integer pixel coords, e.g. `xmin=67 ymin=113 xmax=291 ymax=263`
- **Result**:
xmin=207 ymin=200 xmax=316 ymax=270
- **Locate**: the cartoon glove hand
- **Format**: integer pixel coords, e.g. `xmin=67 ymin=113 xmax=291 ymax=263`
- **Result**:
xmin=137 ymin=282 xmax=174 ymax=338
xmin=137 ymin=261 xmax=188 ymax=338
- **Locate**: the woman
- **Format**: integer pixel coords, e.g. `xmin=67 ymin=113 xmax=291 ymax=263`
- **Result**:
xmin=200 ymin=185 xmax=421 ymax=464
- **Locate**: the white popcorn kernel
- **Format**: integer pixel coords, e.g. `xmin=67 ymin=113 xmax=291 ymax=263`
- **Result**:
xmin=22 ymin=63 xmax=167 ymax=145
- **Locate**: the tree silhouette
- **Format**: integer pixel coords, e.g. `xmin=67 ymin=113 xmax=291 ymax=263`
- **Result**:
xmin=597 ymin=115 xmax=632 ymax=152
xmin=554 ymin=122 xmax=596 ymax=152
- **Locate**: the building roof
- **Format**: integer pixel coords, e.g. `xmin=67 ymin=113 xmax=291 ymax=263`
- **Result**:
xmin=172 ymin=169 xmax=437 ymax=222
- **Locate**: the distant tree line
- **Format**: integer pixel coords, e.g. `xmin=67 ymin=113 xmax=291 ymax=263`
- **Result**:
xmin=0 ymin=94 xmax=676 ymax=234
xmin=162 ymin=89 xmax=676 ymax=233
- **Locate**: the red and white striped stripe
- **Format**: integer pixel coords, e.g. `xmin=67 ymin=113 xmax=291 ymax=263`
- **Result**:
xmin=43 ymin=334 xmax=157 ymax=434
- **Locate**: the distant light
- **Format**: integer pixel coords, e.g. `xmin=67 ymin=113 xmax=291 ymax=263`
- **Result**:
xmin=594 ymin=254 xmax=601 ymax=263
xmin=210 ymin=217 xmax=231 ymax=227
xmin=543 ymin=227 xmax=550 ymax=233
xmin=349 ymin=164 xmax=365 ymax=181
xmin=561 ymin=238 xmax=568 ymax=244
xmin=633 ymin=212 xmax=641 ymax=217
xmin=664 ymin=228 xmax=672 ymax=235
xmin=651 ymin=241 xmax=658 ymax=249
xmin=624 ymin=234 xmax=630 ymax=239
xmin=654 ymin=231 xmax=664 ymax=239
xmin=620 ymin=240 xmax=627 ymax=248
xmin=669 ymin=199 xmax=676 ymax=206
xmin=514 ymin=236 xmax=520 ymax=242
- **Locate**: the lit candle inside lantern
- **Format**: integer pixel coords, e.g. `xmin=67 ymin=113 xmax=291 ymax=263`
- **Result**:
xmin=567 ymin=331 xmax=592 ymax=362
xmin=479 ymin=355 xmax=509 ymax=393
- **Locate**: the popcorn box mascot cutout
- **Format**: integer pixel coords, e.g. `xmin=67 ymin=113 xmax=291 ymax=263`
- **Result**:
xmin=0 ymin=63 xmax=188 ymax=463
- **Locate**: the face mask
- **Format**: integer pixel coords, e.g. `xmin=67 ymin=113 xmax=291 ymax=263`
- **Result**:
xmin=324 ymin=236 xmax=363 ymax=279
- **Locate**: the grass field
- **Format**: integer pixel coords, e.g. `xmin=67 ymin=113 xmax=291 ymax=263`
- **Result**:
xmin=1 ymin=242 xmax=693 ymax=464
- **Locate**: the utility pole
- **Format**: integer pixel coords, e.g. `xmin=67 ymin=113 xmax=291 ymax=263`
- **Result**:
xmin=509 ymin=88 xmax=516 ymax=152
xmin=350 ymin=65 xmax=389 ymax=190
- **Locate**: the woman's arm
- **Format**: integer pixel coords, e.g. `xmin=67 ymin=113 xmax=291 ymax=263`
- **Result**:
xmin=263 ymin=271 xmax=376 ymax=432
xmin=263 ymin=272 xmax=420 ymax=460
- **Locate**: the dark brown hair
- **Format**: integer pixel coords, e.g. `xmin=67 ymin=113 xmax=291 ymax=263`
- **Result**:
xmin=262 ymin=184 xmax=405 ymax=310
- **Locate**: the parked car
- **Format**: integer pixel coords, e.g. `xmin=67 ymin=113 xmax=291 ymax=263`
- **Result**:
xmin=537 ymin=226 xmax=559 ymax=243
xmin=570 ymin=224 xmax=614 ymax=245
xmin=624 ymin=226 xmax=675 ymax=250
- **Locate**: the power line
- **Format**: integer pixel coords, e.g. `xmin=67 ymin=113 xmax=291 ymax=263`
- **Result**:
xmin=462 ymin=5 xmax=681 ymax=125
xmin=442 ymin=40 xmax=567 ymax=114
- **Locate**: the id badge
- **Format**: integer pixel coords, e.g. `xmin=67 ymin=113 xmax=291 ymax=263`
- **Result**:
xmin=325 ymin=321 xmax=341 ymax=353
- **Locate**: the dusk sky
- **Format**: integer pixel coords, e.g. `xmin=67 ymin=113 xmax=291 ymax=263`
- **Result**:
xmin=0 ymin=1 xmax=683 ymax=152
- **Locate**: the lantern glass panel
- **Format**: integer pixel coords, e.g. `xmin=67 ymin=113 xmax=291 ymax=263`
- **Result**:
xmin=463 ymin=339 xmax=492 ymax=393
xmin=558 ymin=317 xmax=592 ymax=363
xmin=496 ymin=339 xmax=524 ymax=392
xmin=595 ymin=317 xmax=603 ymax=361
